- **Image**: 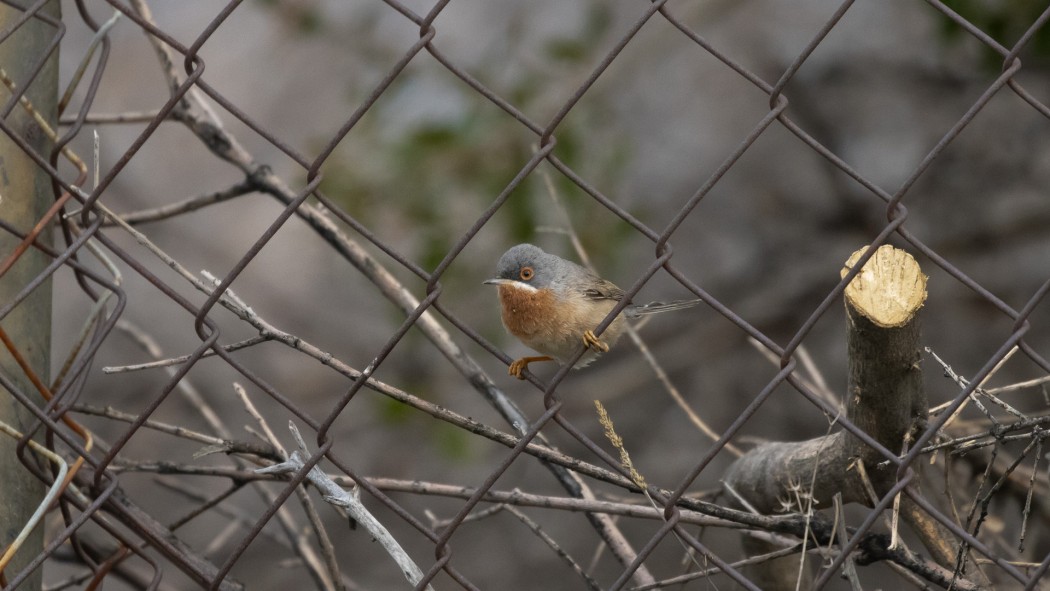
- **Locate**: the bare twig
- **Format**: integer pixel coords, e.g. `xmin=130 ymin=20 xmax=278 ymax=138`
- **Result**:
xmin=927 ymin=348 xmax=1025 ymax=422
xmin=99 ymin=181 xmax=255 ymax=226
xmin=69 ymin=404 xmax=223 ymax=448
xmin=154 ymin=479 xmax=289 ymax=552
xmin=629 ymin=544 xmax=808 ymax=591
xmin=833 ymin=494 xmax=863 ymax=591
xmin=118 ymin=461 xmax=738 ymax=528
xmin=112 ymin=319 xmax=232 ymax=439
xmin=59 ymin=109 xmax=165 ymax=125
xmin=504 ymin=506 xmax=602 ymax=591
xmin=102 ymin=335 xmax=269 ymax=374
xmin=236 ymin=386 xmax=344 ymax=591
xmin=1017 ymin=435 xmax=1042 ymax=552
xmin=985 ymin=374 xmax=1050 ymax=396
xmin=257 ymin=422 xmax=434 ymax=591
xmin=750 ymin=337 xmax=842 ymax=415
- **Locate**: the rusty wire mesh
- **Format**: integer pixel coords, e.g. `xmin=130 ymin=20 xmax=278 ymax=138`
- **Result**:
xmin=2 ymin=0 xmax=1050 ymax=589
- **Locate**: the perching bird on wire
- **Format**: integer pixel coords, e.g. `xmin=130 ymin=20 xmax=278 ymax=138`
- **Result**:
xmin=484 ymin=243 xmax=702 ymax=379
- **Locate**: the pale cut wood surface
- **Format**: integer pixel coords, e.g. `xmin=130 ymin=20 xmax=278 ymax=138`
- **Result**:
xmin=841 ymin=244 xmax=928 ymax=328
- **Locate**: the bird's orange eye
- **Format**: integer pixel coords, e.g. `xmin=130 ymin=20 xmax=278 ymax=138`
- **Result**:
xmin=519 ymin=266 xmax=534 ymax=280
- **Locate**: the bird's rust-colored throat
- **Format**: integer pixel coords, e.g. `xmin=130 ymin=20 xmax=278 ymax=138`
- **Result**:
xmin=496 ymin=283 xmax=559 ymax=339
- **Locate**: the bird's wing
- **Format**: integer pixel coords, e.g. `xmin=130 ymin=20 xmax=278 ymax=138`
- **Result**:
xmin=581 ymin=277 xmax=625 ymax=302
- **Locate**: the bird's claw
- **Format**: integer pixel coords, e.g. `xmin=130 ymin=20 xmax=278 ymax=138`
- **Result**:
xmin=582 ymin=330 xmax=609 ymax=353
xmin=509 ymin=358 xmax=529 ymax=380
xmin=508 ymin=355 xmax=554 ymax=379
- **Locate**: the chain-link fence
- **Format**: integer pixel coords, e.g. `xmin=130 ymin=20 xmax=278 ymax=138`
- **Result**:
xmin=2 ymin=0 xmax=1050 ymax=589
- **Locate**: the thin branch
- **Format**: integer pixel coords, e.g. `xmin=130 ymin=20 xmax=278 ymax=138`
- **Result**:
xmin=258 ymin=423 xmax=434 ymax=591
xmin=833 ymin=494 xmax=863 ymax=591
xmin=112 ymin=462 xmax=738 ymax=527
xmin=101 ymin=335 xmax=270 ymax=374
xmin=154 ymin=479 xmax=290 ymax=552
xmin=236 ymin=387 xmax=343 ymax=591
xmin=985 ymin=374 xmax=1050 ymax=395
xmin=1017 ymin=435 xmax=1042 ymax=552
xmin=59 ymin=110 xmax=164 ymax=125
xmin=629 ymin=544 xmax=807 ymax=591
xmin=503 ymin=506 xmax=602 ymax=591
xmin=927 ymin=348 xmax=1025 ymax=421
xmin=96 ymin=181 xmax=255 ymax=226
xmin=750 ymin=337 xmax=842 ymax=415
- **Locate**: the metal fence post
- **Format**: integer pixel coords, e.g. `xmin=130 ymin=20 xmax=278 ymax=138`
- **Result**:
xmin=0 ymin=2 xmax=59 ymax=589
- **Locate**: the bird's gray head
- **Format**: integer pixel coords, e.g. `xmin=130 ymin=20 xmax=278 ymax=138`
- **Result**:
xmin=484 ymin=243 xmax=568 ymax=292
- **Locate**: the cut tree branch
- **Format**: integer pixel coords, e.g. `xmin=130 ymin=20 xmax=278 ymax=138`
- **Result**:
xmin=722 ymin=245 xmax=970 ymax=589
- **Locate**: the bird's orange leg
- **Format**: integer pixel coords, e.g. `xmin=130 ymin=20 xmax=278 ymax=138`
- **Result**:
xmin=582 ymin=330 xmax=609 ymax=353
xmin=509 ymin=355 xmax=554 ymax=379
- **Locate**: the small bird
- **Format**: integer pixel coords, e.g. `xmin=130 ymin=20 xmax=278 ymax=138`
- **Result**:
xmin=484 ymin=243 xmax=701 ymax=379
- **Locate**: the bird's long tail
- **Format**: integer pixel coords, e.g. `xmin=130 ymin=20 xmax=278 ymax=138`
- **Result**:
xmin=625 ymin=299 xmax=702 ymax=318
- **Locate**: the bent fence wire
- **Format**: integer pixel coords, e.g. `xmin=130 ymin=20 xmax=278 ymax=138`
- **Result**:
xmin=1 ymin=0 xmax=1050 ymax=589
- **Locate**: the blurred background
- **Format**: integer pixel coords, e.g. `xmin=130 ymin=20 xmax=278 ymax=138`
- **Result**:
xmin=13 ymin=0 xmax=1050 ymax=588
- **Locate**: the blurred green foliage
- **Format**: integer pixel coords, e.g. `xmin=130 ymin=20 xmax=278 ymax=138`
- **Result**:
xmin=309 ymin=0 xmax=636 ymax=282
xmin=939 ymin=0 xmax=1050 ymax=69
xmin=375 ymin=396 xmax=472 ymax=460
xmin=256 ymin=0 xmax=324 ymax=35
